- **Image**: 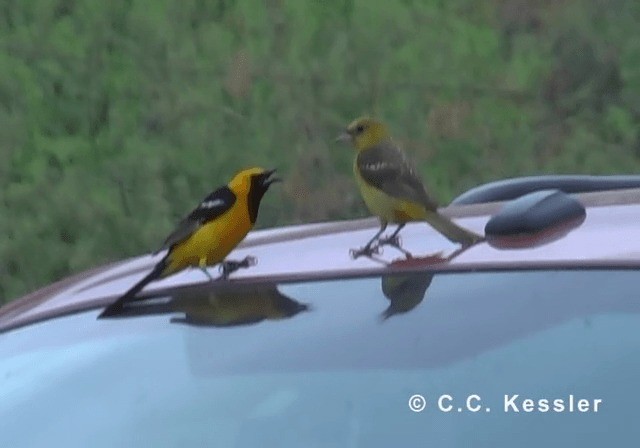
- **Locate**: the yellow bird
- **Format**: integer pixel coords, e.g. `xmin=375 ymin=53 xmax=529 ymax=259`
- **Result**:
xmin=337 ymin=117 xmax=482 ymax=258
xmin=100 ymin=167 xmax=280 ymax=316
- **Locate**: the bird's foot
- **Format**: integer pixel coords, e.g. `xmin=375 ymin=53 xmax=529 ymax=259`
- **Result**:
xmin=350 ymin=243 xmax=382 ymax=259
xmin=378 ymin=234 xmax=402 ymax=248
xmin=199 ymin=266 xmax=215 ymax=282
xmin=218 ymin=256 xmax=257 ymax=279
xmin=377 ymin=234 xmax=413 ymax=258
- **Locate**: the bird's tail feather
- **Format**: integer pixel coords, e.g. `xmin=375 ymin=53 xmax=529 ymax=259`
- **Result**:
xmin=98 ymin=258 xmax=167 ymax=318
xmin=425 ymin=211 xmax=483 ymax=246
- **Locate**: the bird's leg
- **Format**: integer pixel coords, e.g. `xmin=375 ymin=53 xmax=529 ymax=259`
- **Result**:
xmin=389 ymin=243 xmax=413 ymax=258
xmin=198 ymin=257 xmax=215 ymax=282
xmin=218 ymin=256 xmax=258 ymax=279
xmin=350 ymin=222 xmax=387 ymax=259
xmin=378 ymin=223 xmax=406 ymax=248
xmin=377 ymin=224 xmax=413 ymax=258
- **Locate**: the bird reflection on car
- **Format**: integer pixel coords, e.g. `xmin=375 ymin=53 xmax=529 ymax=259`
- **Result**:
xmin=380 ymin=271 xmax=434 ymax=320
xmin=377 ymin=246 xmax=473 ymax=320
xmin=376 ymin=257 xmax=443 ymax=321
xmin=98 ymin=282 xmax=310 ymax=328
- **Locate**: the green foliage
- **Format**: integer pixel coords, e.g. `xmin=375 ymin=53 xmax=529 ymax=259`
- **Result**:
xmin=1 ymin=0 xmax=640 ymax=302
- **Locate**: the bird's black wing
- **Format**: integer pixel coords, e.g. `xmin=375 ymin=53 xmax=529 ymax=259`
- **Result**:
xmin=356 ymin=142 xmax=439 ymax=210
xmin=155 ymin=186 xmax=237 ymax=253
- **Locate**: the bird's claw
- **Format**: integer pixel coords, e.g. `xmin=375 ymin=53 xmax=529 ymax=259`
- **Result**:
xmin=350 ymin=244 xmax=382 ymax=259
xmin=377 ymin=234 xmax=414 ymax=258
xmin=244 ymin=256 xmax=258 ymax=267
xmin=199 ymin=265 xmax=216 ymax=282
xmin=218 ymin=256 xmax=257 ymax=279
xmin=378 ymin=234 xmax=402 ymax=248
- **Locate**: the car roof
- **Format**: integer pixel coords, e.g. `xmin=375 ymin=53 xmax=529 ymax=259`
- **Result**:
xmin=2 ymin=186 xmax=640 ymax=333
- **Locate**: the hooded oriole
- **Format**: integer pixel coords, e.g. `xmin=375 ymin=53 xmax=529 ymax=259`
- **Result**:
xmin=337 ymin=117 xmax=482 ymax=258
xmin=100 ymin=167 xmax=280 ymax=316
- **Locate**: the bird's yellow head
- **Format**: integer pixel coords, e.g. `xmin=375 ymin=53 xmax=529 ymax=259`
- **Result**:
xmin=336 ymin=117 xmax=391 ymax=151
xmin=229 ymin=167 xmax=281 ymax=224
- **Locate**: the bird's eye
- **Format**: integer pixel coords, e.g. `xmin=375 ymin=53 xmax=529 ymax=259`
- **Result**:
xmin=356 ymin=125 xmax=365 ymax=133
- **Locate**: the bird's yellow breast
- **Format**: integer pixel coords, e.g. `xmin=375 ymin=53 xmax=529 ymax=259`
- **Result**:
xmin=164 ymin=199 xmax=252 ymax=275
xmin=353 ymin=159 xmax=428 ymax=223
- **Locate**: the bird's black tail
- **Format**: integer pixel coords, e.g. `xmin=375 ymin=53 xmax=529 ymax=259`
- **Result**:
xmin=98 ymin=258 xmax=167 ymax=318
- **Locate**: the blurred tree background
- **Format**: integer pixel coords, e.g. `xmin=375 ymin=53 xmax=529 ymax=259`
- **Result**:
xmin=1 ymin=0 xmax=640 ymax=302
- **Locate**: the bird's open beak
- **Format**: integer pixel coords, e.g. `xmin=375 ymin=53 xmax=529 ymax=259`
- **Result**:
xmin=335 ymin=132 xmax=352 ymax=143
xmin=263 ymin=168 xmax=282 ymax=186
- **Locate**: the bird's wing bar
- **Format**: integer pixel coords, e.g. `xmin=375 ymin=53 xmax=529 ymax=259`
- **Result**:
xmin=356 ymin=144 xmax=404 ymax=188
xmin=185 ymin=186 xmax=237 ymax=223
xmin=357 ymin=144 xmax=439 ymax=210
xmin=156 ymin=186 xmax=237 ymax=252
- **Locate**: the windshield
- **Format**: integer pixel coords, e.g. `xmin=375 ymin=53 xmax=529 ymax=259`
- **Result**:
xmin=1 ymin=269 xmax=639 ymax=447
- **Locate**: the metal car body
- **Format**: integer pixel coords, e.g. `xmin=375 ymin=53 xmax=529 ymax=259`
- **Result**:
xmin=2 ymin=177 xmax=640 ymax=447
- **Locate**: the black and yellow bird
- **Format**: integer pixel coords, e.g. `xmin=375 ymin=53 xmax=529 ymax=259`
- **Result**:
xmin=100 ymin=167 xmax=280 ymax=317
xmin=337 ymin=117 xmax=482 ymax=258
